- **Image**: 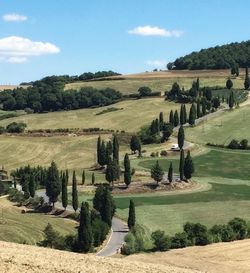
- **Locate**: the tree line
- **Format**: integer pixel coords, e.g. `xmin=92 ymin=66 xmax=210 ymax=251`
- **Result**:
xmin=167 ymin=40 xmax=250 ymax=70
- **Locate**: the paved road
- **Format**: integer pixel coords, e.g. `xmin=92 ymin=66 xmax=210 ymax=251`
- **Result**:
xmin=35 ymin=189 xmax=128 ymax=257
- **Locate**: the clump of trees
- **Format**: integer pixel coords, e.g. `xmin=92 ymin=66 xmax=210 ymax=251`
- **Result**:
xmin=228 ymin=139 xmax=249 ymax=150
xmin=167 ymin=40 xmax=250 ymax=70
xmin=0 ymin=122 xmax=27 ymax=134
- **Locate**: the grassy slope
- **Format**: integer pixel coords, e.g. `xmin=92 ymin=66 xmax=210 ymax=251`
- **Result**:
xmin=65 ymin=70 xmax=245 ymax=95
xmin=0 ymin=98 xmax=182 ymax=132
xmin=186 ymin=104 xmax=250 ymax=144
xmin=0 ymin=198 xmax=76 ymax=244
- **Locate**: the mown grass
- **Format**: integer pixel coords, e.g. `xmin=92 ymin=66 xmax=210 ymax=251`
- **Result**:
xmin=136 ymin=148 xmax=250 ymax=180
xmin=185 ymin=105 xmax=250 ymax=145
xmin=0 ymin=198 xmax=76 ymax=244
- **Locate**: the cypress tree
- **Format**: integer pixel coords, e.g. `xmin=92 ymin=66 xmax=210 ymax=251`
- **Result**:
xmin=81 ymin=170 xmax=85 ymax=185
xmin=99 ymin=141 xmax=107 ymax=167
xmin=127 ymin=200 xmax=135 ymax=230
xmin=179 ymin=149 xmax=184 ymax=181
xmin=226 ymin=78 xmax=233 ymax=90
xmin=174 ymin=110 xmax=179 ymax=127
xmin=91 ymin=172 xmax=95 ymax=185
xmin=78 ymin=202 xmax=93 ymax=252
xmin=159 ymin=112 xmax=164 ymax=130
xmin=151 ymin=160 xmax=164 ymax=184
xmin=244 ymin=67 xmax=250 ymax=90
xmin=197 ymin=98 xmax=201 ymax=118
xmin=189 ymin=103 xmax=196 ymax=126
xmin=177 ymin=125 xmax=185 ymax=150
xmin=228 ymin=90 xmax=235 ymax=109
xmin=72 ymin=170 xmax=78 ymax=212
xmin=106 ymin=161 xmax=114 ymax=186
xmin=169 ymin=110 xmax=174 ymax=126
xmin=113 ymin=135 xmax=119 ymax=163
xmin=180 ymin=104 xmax=185 ymax=125
xmin=61 ymin=172 xmax=68 ymax=210
xmin=130 ymin=135 xmax=141 ymax=154
xmin=97 ymin=136 xmax=101 ymax=165
xmin=29 ymin=174 xmax=35 ymax=198
xmin=201 ymin=99 xmax=206 ymax=116
xmin=196 ymin=77 xmax=200 ymax=92
xmin=106 ymin=141 xmax=113 ymax=157
xmin=183 ymin=104 xmax=187 ymax=123
xmin=124 ymin=153 xmax=131 ymax=187
xmin=184 ymin=151 xmax=195 ymax=180
xmin=46 ymin=161 xmax=61 ymax=207
xmin=168 ymin=162 xmax=173 ymax=183
xmin=102 ymin=188 xmax=113 ymax=227
xmin=65 ymin=169 xmax=69 ymax=184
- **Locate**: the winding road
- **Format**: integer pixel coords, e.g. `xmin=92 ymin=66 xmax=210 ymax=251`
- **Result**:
xmin=35 ymin=189 xmax=128 ymax=257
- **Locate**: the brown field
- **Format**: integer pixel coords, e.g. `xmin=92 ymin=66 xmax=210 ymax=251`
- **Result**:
xmin=0 ymin=85 xmax=25 ymax=91
xmin=1 ymin=239 xmax=250 ymax=273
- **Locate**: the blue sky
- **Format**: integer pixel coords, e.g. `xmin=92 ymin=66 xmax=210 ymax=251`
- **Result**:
xmin=1 ymin=0 xmax=250 ymax=84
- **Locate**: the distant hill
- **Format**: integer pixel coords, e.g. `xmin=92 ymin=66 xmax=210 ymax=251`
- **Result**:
xmin=168 ymin=40 xmax=250 ymax=70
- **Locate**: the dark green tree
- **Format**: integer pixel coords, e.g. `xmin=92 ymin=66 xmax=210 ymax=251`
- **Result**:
xmin=78 ymin=202 xmax=93 ymax=252
xmin=179 ymin=149 xmax=184 ymax=181
xmin=127 ymin=200 xmax=136 ymax=230
xmin=46 ymin=161 xmax=61 ymax=207
xmin=130 ymin=135 xmax=141 ymax=154
xmin=189 ymin=103 xmax=196 ymax=126
xmin=244 ymin=67 xmax=250 ymax=90
xmin=226 ymin=78 xmax=233 ymax=90
xmin=201 ymin=99 xmax=206 ymax=116
xmin=184 ymin=151 xmax=194 ymax=179
xmin=228 ymin=90 xmax=235 ymax=109
xmin=92 ymin=172 xmax=95 ymax=185
xmin=169 ymin=110 xmax=174 ymax=126
xmin=151 ymin=161 xmax=164 ymax=184
xmin=138 ymin=86 xmax=152 ymax=97
xmin=180 ymin=104 xmax=185 ymax=125
xmin=177 ymin=125 xmax=185 ymax=150
xmin=99 ymin=140 xmax=107 ymax=167
xmin=212 ymin=97 xmax=220 ymax=109
xmin=72 ymin=170 xmax=78 ymax=212
xmin=106 ymin=141 xmax=113 ymax=157
xmin=61 ymin=172 xmax=68 ymax=210
xmin=113 ymin=135 xmax=119 ymax=163
xmin=197 ymin=98 xmax=201 ymax=118
xmin=124 ymin=153 xmax=131 ymax=187
xmin=106 ymin=160 xmax=119 ymax=186
xmin=174 ymin=110 xmax=179 ymax=127
xmin=29 ymin=174 xmax=35 ymax=198
xmin=159 ymin=112 xmax=164 ymax=130
xmin=183 ymin=104 xmax=187 ymax=124
xmin=168 ymin=162 xmax=173 ymax=183
xmin=97 ymin=136 xmax=101 ymax=165
xmin=161 ymin=123 xmax=173 ymax=141
xmin=81 ymin=170 xmax=85 ymax=185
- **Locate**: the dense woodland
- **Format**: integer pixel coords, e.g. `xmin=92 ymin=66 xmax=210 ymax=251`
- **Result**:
xmin=167 ymin=40 xmax=250 ymax=70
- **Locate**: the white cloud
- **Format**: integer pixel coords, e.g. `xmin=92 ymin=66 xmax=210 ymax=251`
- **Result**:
xmin=128 ymin=25 xmax=183 ymax=37
xmin=3 ymin=13 xmax=27 ymax=22
xmin=0 ymin=36 xmax=60 ymax=63
xmin=147 ymin=60 xmax=167 ymax=68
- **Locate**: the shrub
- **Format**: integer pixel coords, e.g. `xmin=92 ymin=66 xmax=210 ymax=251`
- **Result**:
xmin=92 ymin=218 xmax=109 ymax=247
xmin=122 ymin=232 xmax=136 ymax=255
xmin=6 ymin=122 xmax=27 ymax=133
xmin=150 ymin=152 xmax=156 ymax=157
xmin=228 ymin=218 xmax=248 ymax=240
xmin=184 ymin=222 xmax=211 ymax=246
xmin=151 ymin=230 xmax=171 ymax=251
xmin=160 ymin=150 xmax=168 ymax=157
xmin=8 ymin=188 xmax=25 ymax=204
xmin=0 ymin=126 xmax=5 ymax=134
xmin=210 ymin=224 xmax=235 ymax=242
xmin=171 ymin=232 xmax=189 ymax=249
xmin=138 ymin=86 xmax=152 ymax=97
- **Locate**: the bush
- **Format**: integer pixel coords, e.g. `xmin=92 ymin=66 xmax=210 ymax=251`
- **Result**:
xmin=122 ymin=232 xmax=136 ymax=255
xmin=6 ymin=122 xmax=27 ymax=133
xmin=150 ymin=152 xmax=156 ymax=157
xmin=228 ymin=218 xmax=248 ymax=240
xmin=160 ymin=150 xmax=168 ymax=157
xmin=184 ymin=222 xmax=211 ymax=246
xmin=171 ymin=232 xmax=189 ymax=249
xmin=8 ymin=188 xmax=25 ymax=204
xmin=210 ymin=224 xmax=235 ymax=242
xmin=151 ymin=230 xmax=171 ymax=251
xmin=92 ymin=218 xmax=109 ymax=247
xmin=138 ymin=86 xmax=152 ymax=97
xmin=0 ymin=126 xmax=5 ymax=134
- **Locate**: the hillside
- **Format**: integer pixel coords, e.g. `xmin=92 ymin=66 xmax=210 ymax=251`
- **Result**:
xmin=168 ymin=40 xmax=250 ymax=70
xmin=0 ymin=241 xmax=200 ymax=273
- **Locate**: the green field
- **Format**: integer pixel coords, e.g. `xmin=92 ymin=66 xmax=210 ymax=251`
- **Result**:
xmin=0 ymin=198 xmax=76 ymax=244
xmin=65 ymin=70 xmax=245 ymax=95
xmin=135 ymin=148 xmax=250 ymax=180
xmin=185 ymin=104 xmax=250 ymax=145
xmin=0 ymin=98 xmax=181 ymax=132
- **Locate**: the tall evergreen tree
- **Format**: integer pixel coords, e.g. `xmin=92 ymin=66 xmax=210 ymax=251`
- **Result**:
xmin=113 ymin=135 xmax=119 ymax=163
xmin=201 ymin=99 xmax=206 ymax=116
xmin=106 ymin=160 xmax=120 ymax=186
xmin=130 ymin=135 xmax=141 ymax=154
xmin=127 ymin=200 xmax=135 ymax=230
xmin=183 ymin=104 xmax=187 ymax=123
xmin=228 ymin=90 xmax=235 ymax=109
xmin=197 ymin=98 xmax=201 ymax=118
xmin=196 ymin=77 xmax=200 ymax=92
xmin=97 ymin=136 xmax=101 ymax=165
xmin=151 ymin=160 xmax=164 ymax=184
xmin=244 ymin=67 xmax=250 ymax=90
xmin=168 ymin=162 xmax=173 ymax=183
xmin=180 ymin=104 xmax=185 ymax=125
xmin=184 ymin=151 xmax=195 ymax=180
xmin=226 ymin=78 xmax=233 ymax=90
xmin=177 ymin=125 xmax=185 ymax=150
xmin=29 ymin=174 xmax=35 ymax=198
xmin=72 ymin=170 xmax=78 ymax=212
xmin=81 ymin=170 xmax=85 ymax=185
xmin=159 ymin=112 xmax=164 ymax=130
xmin=189 ymin=103 xmax=196 ymax=126
xmin=102 ymin=188 xmax=113 ymax=227
xmin=124 ymin=153 xmax=131 ymax=187
xmin=174 ymin=110 xmax=179 ymax=127
xmin=179 ymin=149 xmax=184 ymax=181
xmin=46 ymin=161 xmax=61 ymax=207
xmin=65 ymin=169 xmax=69 ymax=184
xmin=99 ymin=140 xmax=107 ymax=167
xmin=92 ymin=172 xmax=95 ymax=185
xmin=106 ymin=141 xmax=113 ymax=157
xmin=78 ymin=202 xmax=93 ymax=253
xmin=61 ymin=172 xmax=68 ymax=210
xmin=169 ymin=110 xmax=174 ymax=126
